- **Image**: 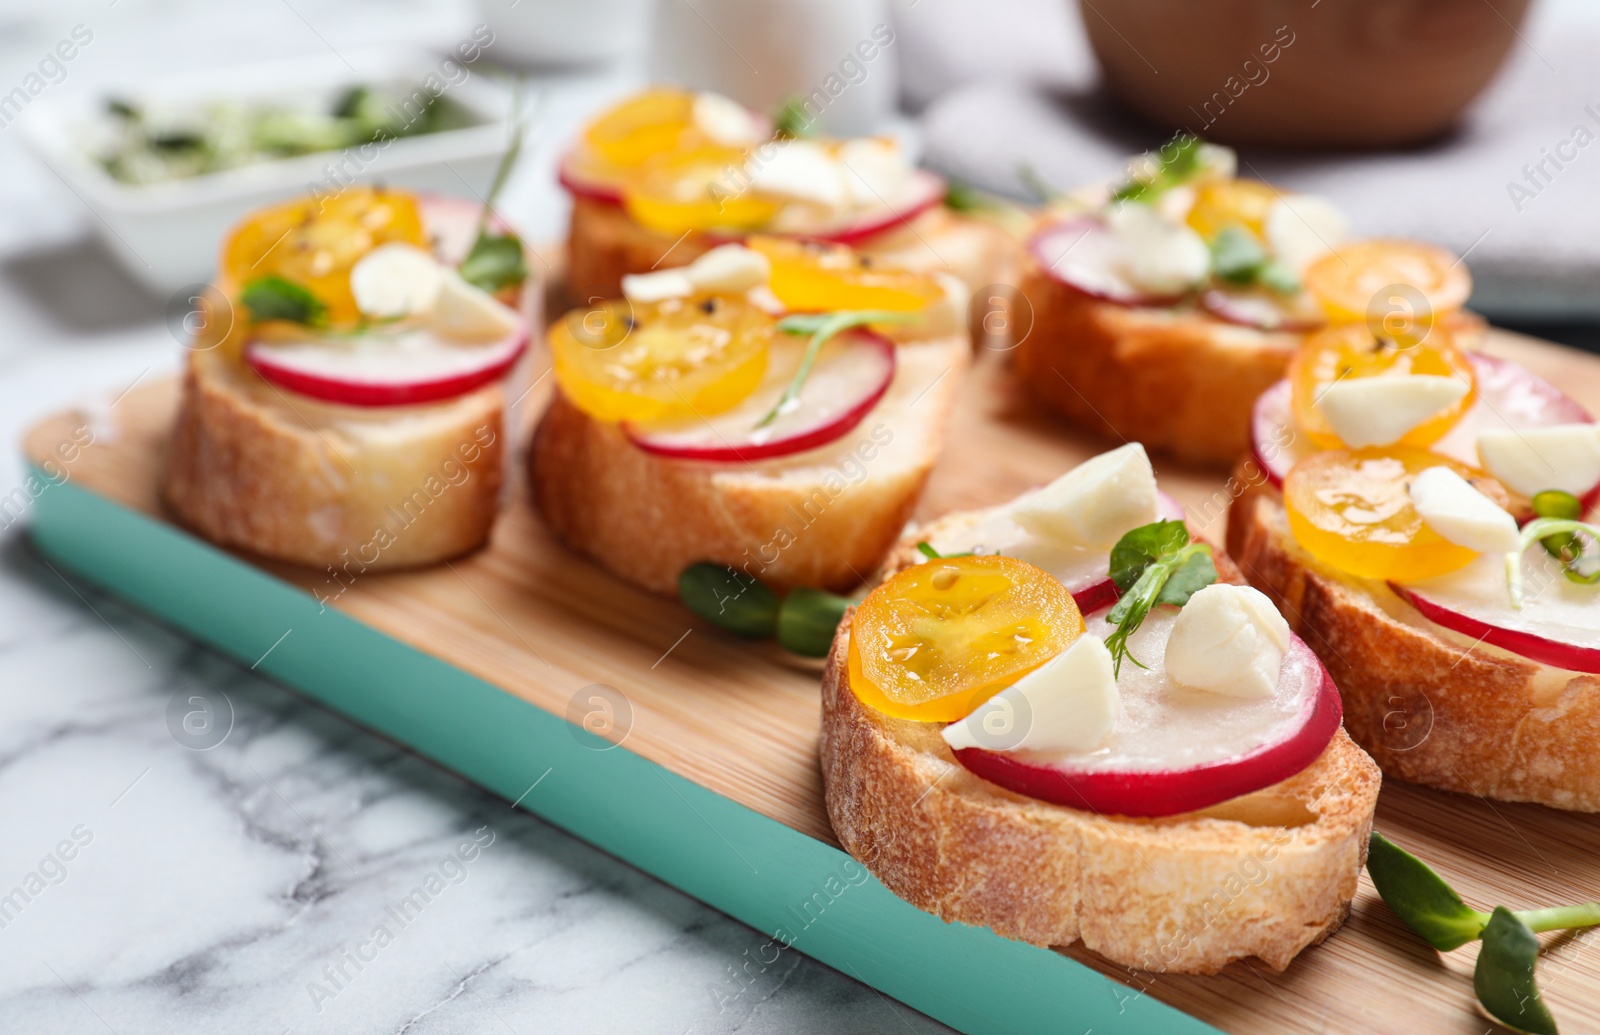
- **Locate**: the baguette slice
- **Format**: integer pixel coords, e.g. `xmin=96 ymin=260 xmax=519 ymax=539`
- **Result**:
xmin=1228 ymin=461 xmax=1600 ymax=811
xmin=530 ymin=335 xmax=968 ymax=595
xmin=565 ymin=195 xmax=1015 ymax=321
xmin=1014 ymin=257 xmax=1296 ymax=466
xmin=164 ymin=346 xmax=508 ymax=571
xmin=821 ymin=515 xmax=1381 ymax=974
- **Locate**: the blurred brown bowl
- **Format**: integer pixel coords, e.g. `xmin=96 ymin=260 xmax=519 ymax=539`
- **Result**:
xmin=1078 ymin=0 xmax=1533 ymax=149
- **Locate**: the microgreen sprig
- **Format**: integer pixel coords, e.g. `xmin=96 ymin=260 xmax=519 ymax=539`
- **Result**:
xmin=915 ymin=541 xmax=973 ymax=560
xmin=1506 ymin=490 xmax=1600 ymax=608
xmin=1109 ymin=133 xmax=1202 ymax=203
xmin=240 ymin=275 xmax=327 ymax=326
xmin=1103 ymin=520 xmax=1217 ymax=676
xmin=757 ymin=310 xmax=917 ymax=428
xmin=459 ymin=85 xmax=532 ymax=294
xmin=1367 ymin=832 xmax=1600 ymax=1034
xmin=677 ymin=562 xmax=855 ymax=658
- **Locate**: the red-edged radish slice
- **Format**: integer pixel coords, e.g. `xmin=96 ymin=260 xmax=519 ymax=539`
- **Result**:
xmin=1029 ymin=217 xmax=1187 ymax=307
xmin=808 ymin=170 xmax=946 ymax=246
xmin=1391 ymin=546 xmax=1600 ymax=674
xmin=557 ymin=150 xmax=626 ymax=206
xmin=700 ymin=170 xmax=948 ymax=250
xmin=924 ymin=491 xmax=1188 ymax=615
xmin=246 ymin=322 xmax=529 ymax=407
xmin=623 ymin=328 xmax=894 ymax=463
xmin=1201 ymin=286 xmax=1327 ymax=333
xmin=1251 ymin=354 xmax=1599 ymax=494
xmin=952 ymin=613 xmax=1342 ymax=817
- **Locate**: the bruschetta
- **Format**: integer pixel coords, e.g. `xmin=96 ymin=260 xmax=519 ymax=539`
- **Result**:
xmin=165 ymin=187 xmax=536 ymax=572
xmin=1014 ymin=137 xmax=1471 ymax=465
xmin=557 ymin=88 xmax=1016 ymax=324
xmin=1229 ymin=314 xmax=1600 ymax=810
xmin=820 ymin=443 xmax=1381 ymax=973
xmin=530 ymin=239 xmax=969 ymax=595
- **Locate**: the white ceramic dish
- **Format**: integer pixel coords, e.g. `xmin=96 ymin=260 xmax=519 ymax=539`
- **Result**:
xmin=19 ymin=47 xmax=513 ymax=296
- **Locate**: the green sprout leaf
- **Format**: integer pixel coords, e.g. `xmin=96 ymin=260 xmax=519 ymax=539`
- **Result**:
xmin=773 ymin=97 xmax=818 ymax=140
xmin=1103 ymin=519 xmax=1216 ymax=675
xmin=916 ymin=541 xmax=973 ymax=560
xmin=1210 ymin=225 xmax=1267 ymax=285
xmin=1474 ymin=907 xmax=1558 ymax=1035
xmin=678 ymin=563 xmax=780 ymax=639
xmin=1256 ymin=257 xmax=1301 ymax=295
xmin=1532 ymin=489 xmax=1585 ymax=566
xmin=759 ymin=310 xmax=917 ymax=428
xmin=944 ymin=181 xmax=992 ymax=214
xmin=776 ymin=587 xmax=854 ymax=657
xmin=459 ymin=233 xmax=528 ymax=294
xmin=1366 ymin=832 xmax=1490 ymax=951
xmin=1110 ymin=133 xmax=1202 ymax=203
xmin=240 ymin=275 xmax=326 ymax=325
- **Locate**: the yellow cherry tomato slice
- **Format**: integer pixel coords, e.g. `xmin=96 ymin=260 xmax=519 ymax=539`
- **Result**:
xmin=1283 ymin=447 xmax=1512 ymax=582
xmin=1185 ymin=179 xmax=1279 ymax=240
xmin=623 ymin=148 xmax=783 ymax=235
xmin=221 ymin=187 xmax=426 ymax=327
xmin=747 ymin=236 xmax=944 ymax=313
xmin=848 ymin=555 xmax=1084 ymax=723
xmin=550 ymin=294 xmax=773 ymax=424
xmin=1288 ymin=322 xmax=1476 ymax=449
xmin=1304 ymin=239 xmax=1471 ymax=334
xmin=583 ymin=88 xmax=699 ymax=168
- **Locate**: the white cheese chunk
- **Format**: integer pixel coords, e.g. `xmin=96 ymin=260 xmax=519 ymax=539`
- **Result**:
xmin=692 ymin=91 xmax=766 ymax=147
xmin=621 ymin=268 xmax=695 ymax=303
xmin=837 ymin=137 xmax=913 ymax=207
xmin=1106 ymin=201 xmax=1211 ymax=296
xmin=942 ymin=635 xmax=1119 ymax=754
xmin=1009 ymin=443 xmax=1159 ymax=550
xmin=1477 ymin=423 xmax=1600 ymax=497
xmin=748 ymin=141 xmax=847 ymax=209
xmin=350 ymin=243 xmax=442 ymax=318
xmin=686 ymin=244 xmax=770 ymax=295
xmin=1165 ymin=584 xmax=1290 ymax=699
xmin=1408 ymin=466 xmax=1521 ymax=554
xmin=433 ymin=270 xmax=521 ymax=343
xmin=1316 ymin=374 xmax=1469 ymax=448
xmin=1265 ymin=194 xmax=1350 ymax=272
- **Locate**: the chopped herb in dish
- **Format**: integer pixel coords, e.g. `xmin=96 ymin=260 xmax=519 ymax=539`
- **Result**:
xmin=98 ymin=84 xmax=480 ymax=186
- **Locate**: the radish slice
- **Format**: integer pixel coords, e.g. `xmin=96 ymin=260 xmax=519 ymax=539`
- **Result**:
xmin=557 ymin=150 xmax=626 ymax=206
xmin=1391 ymin=546 xmax=1600 ymax=674
xmin=925 ymin=491 xmax=1188 ymax=614
xmin=952 ymin=611 xmax=1342 ymax=817
xmin=1029 ymin=217 xmax=1187 ymax=307
xmin=807 ymin=170 xmax=946 ymax=246
xmin=622 ymin=328 xmax=895 ymax=463
xmin=1201 ymin=286 xmax=1326 ymax=333
xmin=1251 ymin=354 xmax=1599 ymax=496
xmin=246 ymin=324 xmax=529 ymax=407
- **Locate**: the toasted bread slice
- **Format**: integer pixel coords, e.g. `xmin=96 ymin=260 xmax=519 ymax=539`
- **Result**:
xmin=164 ymin=346 xmax=507 ymax=571
xmin=565 ymin=195 xmax=1015 ymax=319
xmin=530 ymin=335 xmax=969 ymax=595
xmin=1228 ymin=463 xmax=1600 ymax=811
xmin=820 ymin=514 xmax=1381 ymax=974
xmin=1013 ymin=258 xmax=1296 ymax=466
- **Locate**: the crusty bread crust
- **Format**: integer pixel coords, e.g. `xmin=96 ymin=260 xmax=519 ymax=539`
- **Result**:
xmin=1228 ymin=463 xmax=1600 ymax=811
xmin=821 ymin=514 xmax=1381 ymax=973
xmin=164 ymin=348 xmax=505 ymax=571
xmin=530 ymin=336 xmax=969 ymax=595
xmin=564 ymin=195 xmax=1015 ymax=317
xmin=1013 ymin=255 xmax=1296 ymax=467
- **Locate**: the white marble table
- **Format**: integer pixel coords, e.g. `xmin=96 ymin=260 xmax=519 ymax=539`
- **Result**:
xmin=0 ymin=2 xmax=957 ymax=1030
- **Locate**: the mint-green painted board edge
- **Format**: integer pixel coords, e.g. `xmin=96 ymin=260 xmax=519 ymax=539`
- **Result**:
xmin=27 ymin=472 xmax=1220 ymax=1035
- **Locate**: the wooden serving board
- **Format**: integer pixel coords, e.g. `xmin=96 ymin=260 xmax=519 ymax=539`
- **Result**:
xmin=23 ymin=328 xmax=1600 ymax=1035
